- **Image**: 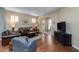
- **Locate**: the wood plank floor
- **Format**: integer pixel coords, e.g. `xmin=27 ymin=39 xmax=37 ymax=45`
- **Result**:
xmin=36 ymin=34 xmax=78 ymax=52
xmin=0 ymin=34 xmax=78 ymax=52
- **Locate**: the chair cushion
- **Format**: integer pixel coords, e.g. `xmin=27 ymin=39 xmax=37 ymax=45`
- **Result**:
xmin=12 ymin=36 xmax=29 ymax=52
xmin=12 ymin=36 xmax=28 ymax=45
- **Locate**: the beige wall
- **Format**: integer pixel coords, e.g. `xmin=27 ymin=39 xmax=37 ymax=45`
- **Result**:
xmin=47 ymin=7 xmax=79 ymax=50
xmin=5 ymin=11 xmax=36 ymax=30
xmin=59 ymin=8 xmax=79 ymax=50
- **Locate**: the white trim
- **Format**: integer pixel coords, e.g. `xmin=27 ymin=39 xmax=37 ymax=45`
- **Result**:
xmin=72 ymin=44 xmax=79 ymax=51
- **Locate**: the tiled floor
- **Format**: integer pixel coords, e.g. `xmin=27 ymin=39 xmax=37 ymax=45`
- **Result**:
xmin=0 ymin=34 xmax=78 ymax=52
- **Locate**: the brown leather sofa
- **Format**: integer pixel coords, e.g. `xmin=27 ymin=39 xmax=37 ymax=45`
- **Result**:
xmin=18 ymin=27 xmax=40 ymax=37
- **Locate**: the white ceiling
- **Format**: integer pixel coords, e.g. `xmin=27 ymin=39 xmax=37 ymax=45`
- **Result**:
xmin=4 ymin=7 xmax=60 ymax=16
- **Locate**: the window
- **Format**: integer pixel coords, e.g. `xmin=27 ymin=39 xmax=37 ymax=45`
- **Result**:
xmin=48 ymin=19 xmax=52 ymax=30
xmin=42 ymin=19 xmax=45 ymax=31
xmin=15 ymin=16 xmax=19 ymax=22
xmin=32 ymin=18 xmax=36 ymax=23
xmin=10 ymin=15 xmax=19 ymax=23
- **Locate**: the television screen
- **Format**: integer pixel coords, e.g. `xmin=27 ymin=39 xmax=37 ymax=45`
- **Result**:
xmin=57 ymin=22 xmax=66 ymax=32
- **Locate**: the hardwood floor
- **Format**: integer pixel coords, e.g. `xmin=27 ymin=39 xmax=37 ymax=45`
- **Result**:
xmin=0 ymin=34 xmax=78 ymax=52
xmin=36 ymin=34 xmax=78 ymax=52
xmin=0 ymin=41 xmax=9 ymax=52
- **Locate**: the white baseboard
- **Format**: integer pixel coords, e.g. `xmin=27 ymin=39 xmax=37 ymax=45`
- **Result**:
xmin=72 ymin=45 xmax=79 ymax=51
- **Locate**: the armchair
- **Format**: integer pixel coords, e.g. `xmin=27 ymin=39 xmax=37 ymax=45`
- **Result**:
xmin=11 ymin=36 xmax=37 ymax=52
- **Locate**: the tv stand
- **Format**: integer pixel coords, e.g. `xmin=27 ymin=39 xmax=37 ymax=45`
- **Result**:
xmin=54 ymin=31 xmax=72 ymax=46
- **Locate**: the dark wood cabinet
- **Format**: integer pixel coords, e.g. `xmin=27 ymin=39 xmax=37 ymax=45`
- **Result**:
xmin=54 ymin=31 xmax=72 ymax=46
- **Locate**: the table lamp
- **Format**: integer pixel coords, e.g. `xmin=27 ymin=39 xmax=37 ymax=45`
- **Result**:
xmin=10 ymin=15 xmax=19 ymax=32
xmin=11 ymin=24 xmax=15 ymax=32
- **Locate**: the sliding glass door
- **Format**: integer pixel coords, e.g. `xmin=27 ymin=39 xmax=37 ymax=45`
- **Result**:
xmin=42 ymin=18 xmax=52 ymax=34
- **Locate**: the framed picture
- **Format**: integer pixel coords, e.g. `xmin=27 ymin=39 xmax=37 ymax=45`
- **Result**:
xmin=22 ymin=20 xmax=28 ymax=25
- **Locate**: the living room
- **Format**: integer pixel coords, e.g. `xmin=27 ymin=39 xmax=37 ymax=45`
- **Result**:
xmin=0 ymin=7 xmax=79 ymax=52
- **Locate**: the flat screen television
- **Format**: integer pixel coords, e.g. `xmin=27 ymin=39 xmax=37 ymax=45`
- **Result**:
xmin=57 ymin=22 xmax=66 ymax=32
